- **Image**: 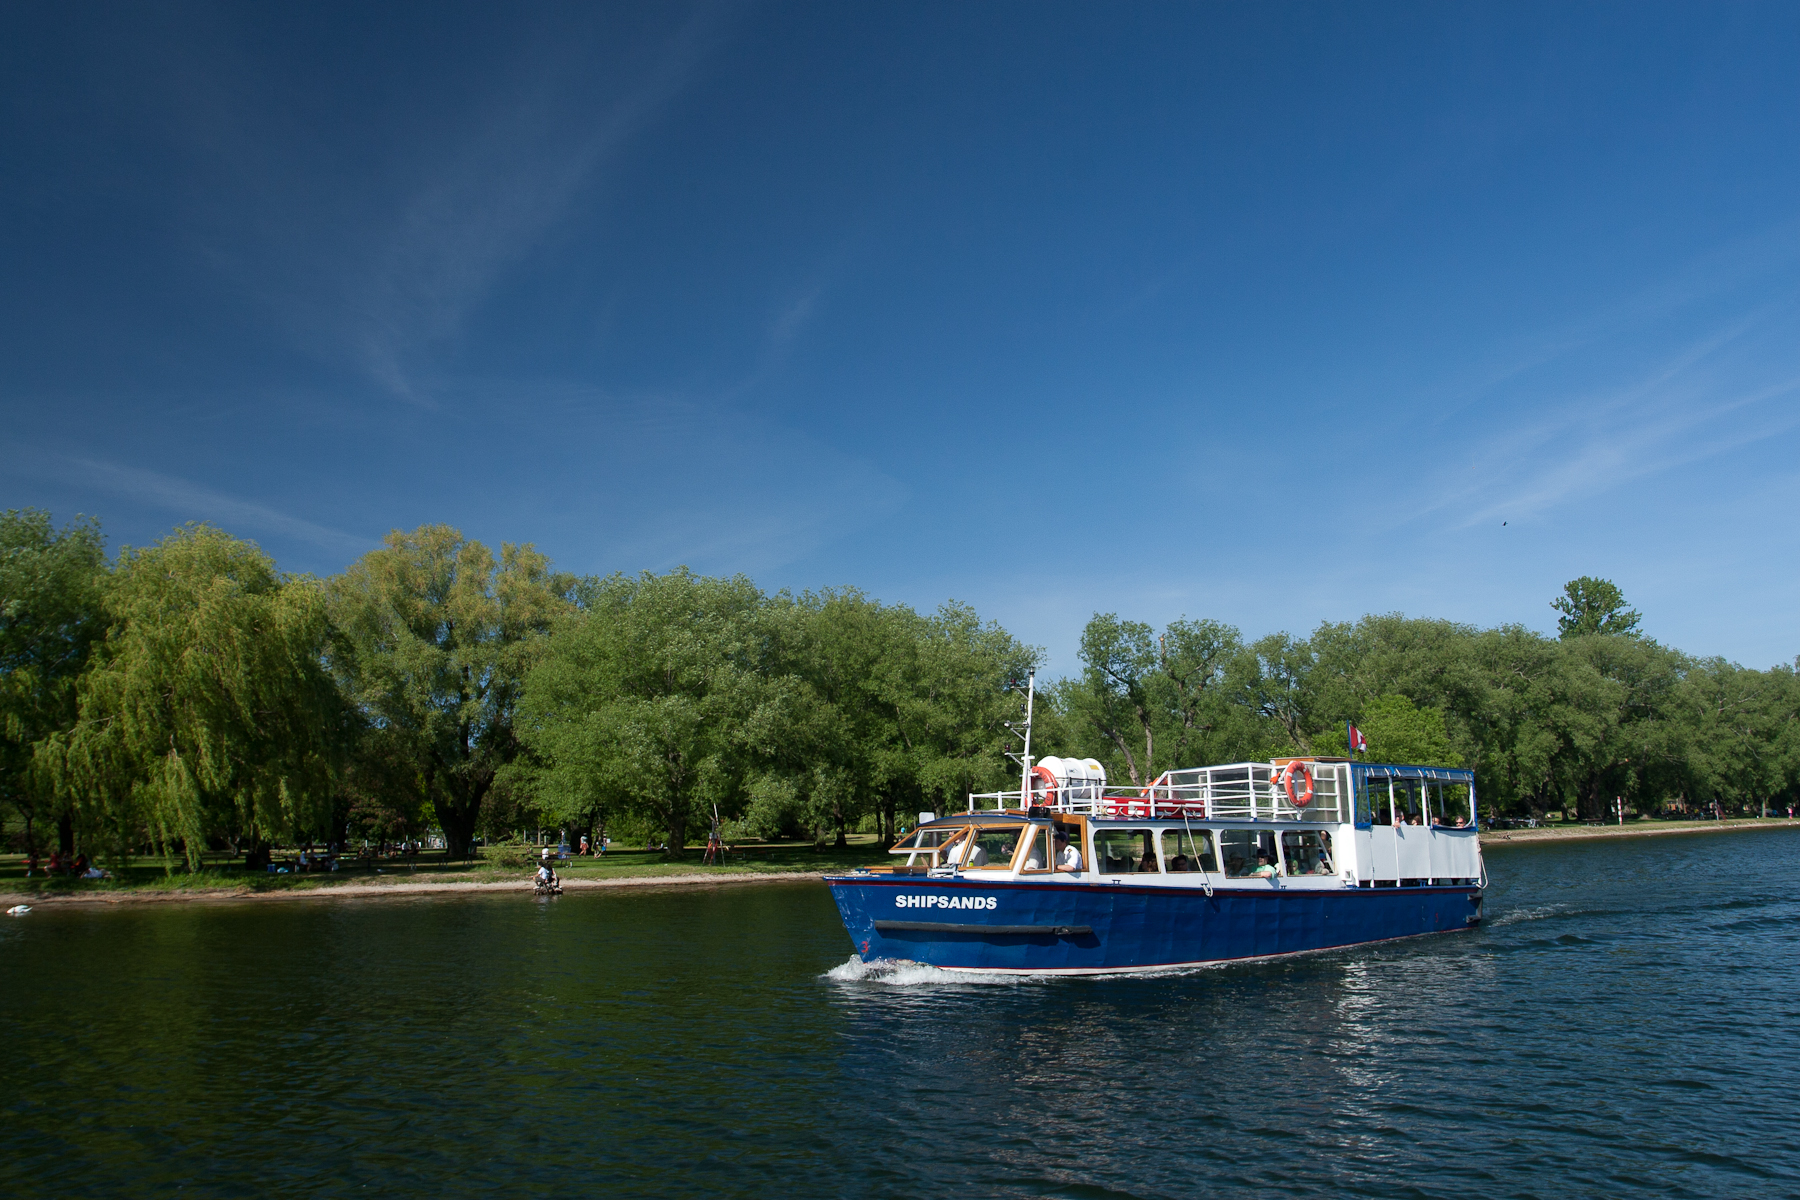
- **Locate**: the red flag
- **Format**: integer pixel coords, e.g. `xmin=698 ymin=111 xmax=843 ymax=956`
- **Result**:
xmin=1348 ymin=723 xmax=1368 ymax=753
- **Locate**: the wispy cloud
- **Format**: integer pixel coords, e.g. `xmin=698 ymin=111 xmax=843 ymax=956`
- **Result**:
xmin=153 ymin=5 xmax=736 ymax=407
xmin=1369 ymin=230 xmax=1800 ymax=532
xmin=56 ymin=456 xmax=371 ymax=558
xmin=1427 ymin=218 xmax=1800 ymax=424
xmin=348 ymin=12 xmax=730 ymax=403
xmin=1456 ymin=373 xmax=1800 ymax=528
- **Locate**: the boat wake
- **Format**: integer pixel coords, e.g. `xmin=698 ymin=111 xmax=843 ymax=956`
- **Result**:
xmin=1489 ymin=903 xmax=1570 ymax=927
xmin=823 ymin=955 xmax=1024 ymax=987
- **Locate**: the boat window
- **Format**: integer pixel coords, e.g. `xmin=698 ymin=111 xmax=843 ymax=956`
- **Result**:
xmin=1388 ymin=780 xmax=1423 ymax=826
xmin=1017 ymin=826 xmax=1052 ymax=872
xmin=904 ymin=825 xmax=968 ymax=865
xmin=1430 ymin=782 xmax=1473 ymax=827
xmin=1159 ymin=829 xmax=1217 ymax=873
xmin=1280 ymin=830 xmax=1334 ymax=876
xmin=1218 ymin=829 xmax=1279 ymax=878
xmin=1093 ymin=828 xmax=1159 ymax=875
xmin=964 ymin=826 xmax=1024 ymax=870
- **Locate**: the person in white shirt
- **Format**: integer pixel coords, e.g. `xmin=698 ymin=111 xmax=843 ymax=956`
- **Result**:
xmin=1054 ymin=828 xmax=1082 ymax=870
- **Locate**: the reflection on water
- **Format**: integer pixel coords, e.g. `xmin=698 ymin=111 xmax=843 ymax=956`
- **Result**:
xmin=5 ymin=831 xmax=1800 ymax=1198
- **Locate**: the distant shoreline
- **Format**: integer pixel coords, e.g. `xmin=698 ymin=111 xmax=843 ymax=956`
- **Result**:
xmin=6 ymin=819 xmax=1794 ymax=909
xmin=1479 ymin=818 xmax=1798 ymax=847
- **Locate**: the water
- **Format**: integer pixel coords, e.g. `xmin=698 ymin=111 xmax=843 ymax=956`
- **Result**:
xmin=5 ymin=829 xmax=1800 ymax=1198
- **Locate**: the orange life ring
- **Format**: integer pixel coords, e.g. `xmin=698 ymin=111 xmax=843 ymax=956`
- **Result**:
xmin=1280 ymin=762 xmax=1314 ymax=807
xmin=1029 ymin=764 xmax=1060 ymax=805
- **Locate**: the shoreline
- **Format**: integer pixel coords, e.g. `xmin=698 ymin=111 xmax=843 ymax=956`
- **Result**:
xmin=0 ymin=869 xmax=824 ymax=910
xmin=1477 ymin=818 xmax=1797 ymax=847
xmin=6 ymin=819 xmax=1795 ymax=910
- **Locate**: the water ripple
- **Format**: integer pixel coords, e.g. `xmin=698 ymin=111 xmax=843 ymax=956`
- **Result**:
xmin=4 ymin=830 xmax=1800 ymax=1198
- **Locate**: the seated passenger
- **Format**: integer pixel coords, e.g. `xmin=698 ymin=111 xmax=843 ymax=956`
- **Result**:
xmin=1138 ymin=848 xmax=1158 ymax=872
xmin=1023 ymin=835 xmax=1046 ymax=870
xmin=1053 ymin=829 xmax=1082 ymax=871
xmin=1168 ymin=853 xmax=1191 ymax=873
xmin=1310 ymin=855 xmax=1333 ymax=875
xmin=965 ymin=842 xmax=988 ymax=866
xmin=1226 ymin=855 xmax=1246 ymax=877
xmin=1249 ymin=852 xmax=1278 ymax=879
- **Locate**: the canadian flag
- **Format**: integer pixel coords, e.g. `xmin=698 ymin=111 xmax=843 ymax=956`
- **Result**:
xmin=1348 ymin=722 xmax=1368 ymax=753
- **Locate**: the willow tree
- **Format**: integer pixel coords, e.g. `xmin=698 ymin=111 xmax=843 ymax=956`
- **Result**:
xmin=36 ymin=525 xmax=345 ymax=866
xmin=328 ymin=526 xmax=574 ymax=857
xmin=0 ymin=509 xmax=109 ymax=856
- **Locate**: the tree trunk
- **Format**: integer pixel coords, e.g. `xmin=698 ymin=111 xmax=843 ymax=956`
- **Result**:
xmin=435 ymin=795 xmax=481 ymax=859
xmin=665 ymin=817 xmax=686 ymax=858
xmin=58 ymin=809 xmax=74 ymax=856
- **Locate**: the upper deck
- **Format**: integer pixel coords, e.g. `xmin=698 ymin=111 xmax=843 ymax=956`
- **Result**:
xmin=967 ymin=757 xmax=1476 ymax=829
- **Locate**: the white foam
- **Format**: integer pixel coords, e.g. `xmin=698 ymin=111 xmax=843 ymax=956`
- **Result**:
xmin=1489 ymin=904 xmax=1568 ymax=927
xmin=822 ymin=954 xmax=1022 ymax=986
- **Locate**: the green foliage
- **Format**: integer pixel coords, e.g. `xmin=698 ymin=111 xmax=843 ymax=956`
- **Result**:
xmin=515 ymin=569 xmax=774 ymax=854
xmin=0 ymin=509 xmax=109 ymax=852
xmin=5 ymin=510 xmax=1797 ymax=857
xmin=1553 ymin=576 xmax=1643 ymax=639
xmin=516 ymin=576 xmax=1036 ymax=853
xmin=327 ymin=525 xmax=575 ymax=857
xmin=1314 ymin=695 xmax=1460 ymax=766
xmin=34 ymin=525 xmax=345 ymax=867
xmin=1055 ymin=614 xmax=1248 ymax=786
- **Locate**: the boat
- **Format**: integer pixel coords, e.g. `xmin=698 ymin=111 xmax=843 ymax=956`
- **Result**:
xmin=823 ymin=674 xmax=1485 ymax=975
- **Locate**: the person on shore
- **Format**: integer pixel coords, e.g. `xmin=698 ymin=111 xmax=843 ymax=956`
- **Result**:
xmin=579 ymin=835 xmax=590 ymax=856
xmin=536 ymin=850 xmax=559 ymax=890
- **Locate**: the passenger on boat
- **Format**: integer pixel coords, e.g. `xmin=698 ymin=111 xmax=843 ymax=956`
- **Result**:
xmin=1138 ymin=847 xmax=1158 ymax=872
xmin=1023 ymin=834 xmax=1046 ymax=870
xmin=1053 ymin=829 xmax=1082 ymax=870
xmin=1249 ymin=852 xmax=1277 ymax=879
xmin=1169 ymin=854 xmax=1191 ymax=873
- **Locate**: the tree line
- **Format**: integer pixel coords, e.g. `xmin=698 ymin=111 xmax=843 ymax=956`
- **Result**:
xmin=1048 ymin=575 xmax=1800 ymax=820
xmin=3 ymin=510 xmax=1795 ymax=866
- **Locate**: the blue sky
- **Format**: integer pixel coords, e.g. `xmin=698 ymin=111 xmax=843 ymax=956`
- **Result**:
xmin=3 ymin=2 xmax=1798 ymax=672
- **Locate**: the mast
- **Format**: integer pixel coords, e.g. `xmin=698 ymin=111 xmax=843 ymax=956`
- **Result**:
xmin=1019 ymin=670 xmax=1035 ymax=809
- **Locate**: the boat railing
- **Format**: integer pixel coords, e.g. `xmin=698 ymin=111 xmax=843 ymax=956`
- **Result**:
xmin=966 ymin=761 xmax=1350 ymax=823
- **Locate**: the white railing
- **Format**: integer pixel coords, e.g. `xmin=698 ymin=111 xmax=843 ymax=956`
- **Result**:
xmin=967 ymin=760 xmax=1348 ymax=823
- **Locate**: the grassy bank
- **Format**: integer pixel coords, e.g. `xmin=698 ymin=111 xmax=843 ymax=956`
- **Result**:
xmin=0 ymin=836 xmax=892 ymax=907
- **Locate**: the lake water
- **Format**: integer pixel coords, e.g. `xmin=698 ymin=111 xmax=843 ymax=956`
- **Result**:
xmin=5 ymin=828 xmax=1800 ymax=1198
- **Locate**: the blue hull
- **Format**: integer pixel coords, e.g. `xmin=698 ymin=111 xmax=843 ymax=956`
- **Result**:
xmin=824 ymin=876 xmax=1483 ymax=974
